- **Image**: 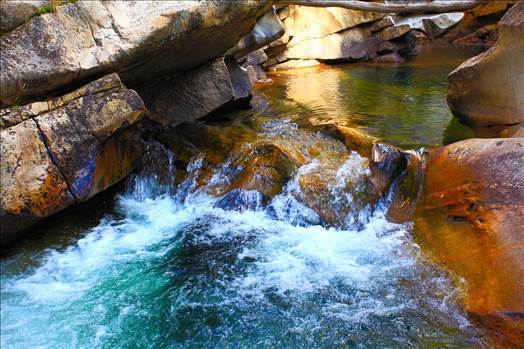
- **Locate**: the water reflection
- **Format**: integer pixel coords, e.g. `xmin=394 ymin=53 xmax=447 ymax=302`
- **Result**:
xmin=261 ymin=47 xmax=483 ymax=149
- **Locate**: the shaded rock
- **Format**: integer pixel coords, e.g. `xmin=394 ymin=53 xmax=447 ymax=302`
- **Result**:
xmin=0 ymin=0 xmax=272 ymax=106
xmin=0 ymin=119 xmax=74 ymax=244
xmin=0 ymin=73 xmax=145 ymax=244
xmin=34 ymin=90 xmax=144 ymax=201
xmin=377 ymin=41 xmax=396 ymax=54
xmin=369 ymin=15 xmax=397 ymax=32
xmin=0 ymin=0 xmax=47 ymax=33
xmin=369 ymin=143 xmax=405 ymax=196
xmin=414 ymin=138 xmax=524 ymax=330
xmin=386 ymin=150 xmax=424 ymax=223
xmin=372 ymin=52 xmax=405 ymax=64
xmin=447 ymin=2 xmax=524 ymax=126
xmin=439 ymin=1 xmax=514 ymax=45
xmin=142 ymin=58 xmax=252 ymax=125
xmin=452 ymin=24 xmax=498 ymax=46
xmin=374 ymin=24 xmax=411 ymax=42
xmin=227 ymin=9 xmax=285 ymax=60
xmin=282 ymin=5 xmax=383 ymax=44
xmin=240 ymin=49 xmax=268 ymax=67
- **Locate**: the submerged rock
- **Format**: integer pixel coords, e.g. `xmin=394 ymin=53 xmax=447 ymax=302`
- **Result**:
xmin=414 ymin=138 xmax=524 ymax=345
xmin=447 ymin=2 xmax=524 ymax=126
xmin=0 ymin=0 xmax=272 ymax=106
xmin=0 ymin=73 xmax=145 ymax=244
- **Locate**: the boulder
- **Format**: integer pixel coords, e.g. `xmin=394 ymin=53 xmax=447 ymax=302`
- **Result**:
xmin=0 ymin=0 xmax=272 ymax=106
xmin=377 ymin=41 xmax=397 ymax=54
xmin=414 ymin=138 xmax=524 ymax=337
xmin=395 ymin=12 xmax=464 ymax=37
xmin=369 ymin=15 xmax=397 ymax=32
xmin=447 ymin=2 xmax=524 ymax=126
xmin=141 ymin=58 xmax=252 ymax=125
xmin=374 ymin=24 xmax=411 ymax=42
xmin=282 ymin=5 xmax=384 ymax=44
xmin=285 ymin=26 xmax=376 ymax=62
xmin=0 ymin=119 xmax=75 ymax=243
xmin=452 ymin=24 xmax=498 ymax=46
xmin=0 ymin=73 xmax=145 ymax=245
xmin=0 ymin=0 xmax=47 ymax=33
xmin=227 ymin=9 xmax=285 ymax=60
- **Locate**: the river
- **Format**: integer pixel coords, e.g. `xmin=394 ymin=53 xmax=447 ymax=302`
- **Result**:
xmin=1 ymin=47 xmax=498 ymax=348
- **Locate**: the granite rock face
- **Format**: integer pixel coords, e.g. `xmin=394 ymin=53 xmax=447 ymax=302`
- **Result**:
xmin=0 ymin=0 xmax=272 ymax=106
xmin=0 ymin=73 xmax=145 ymax=244
xmin=0 ymin=0 xmax=48 ymax=33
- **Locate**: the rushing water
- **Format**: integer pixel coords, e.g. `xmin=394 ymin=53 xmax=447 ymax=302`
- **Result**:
xmin=1 ymin=48 xmax=497 ymax=348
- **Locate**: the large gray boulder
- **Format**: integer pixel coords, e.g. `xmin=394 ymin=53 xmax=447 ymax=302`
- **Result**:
xmin=0 ymin=0 xmax=272 ymax=106
xmin=447 ymin=2 xmax=524 ymax=126
xmin=0 ymin=73 xmax=145 ymax=245
xmin=142 ymin=58 xmax=252 ymax=125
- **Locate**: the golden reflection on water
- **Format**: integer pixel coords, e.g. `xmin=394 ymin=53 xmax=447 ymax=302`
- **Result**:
xmin=261 ymin=47 xmax=485 ymax=149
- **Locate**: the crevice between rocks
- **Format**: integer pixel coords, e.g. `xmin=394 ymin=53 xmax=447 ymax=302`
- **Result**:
xmin=32 ymin=118 xmax=79 ymax=203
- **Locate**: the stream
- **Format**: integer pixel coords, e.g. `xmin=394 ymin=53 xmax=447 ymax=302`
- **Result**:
xmin=1 ymin=48 xmax=497 ymax=348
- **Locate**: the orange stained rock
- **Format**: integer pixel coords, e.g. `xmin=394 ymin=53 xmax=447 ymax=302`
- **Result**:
xmin=414 ymin=138 xmax=524 ymax=347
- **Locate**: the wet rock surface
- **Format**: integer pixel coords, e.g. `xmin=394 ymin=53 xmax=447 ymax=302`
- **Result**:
xmin=414 ymin=137 xmax=524 ymax=346
xmin=0 ymin=74 xmax=145 ymax=244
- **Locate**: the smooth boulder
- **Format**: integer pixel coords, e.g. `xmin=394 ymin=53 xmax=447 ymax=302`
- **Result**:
xmin=447 ymin=2 xmax=524 ymax=126
xmin=414 ymin=138 xmax=524 ymax=345
xmin=0 ymin=0 xmax=272 ymax=106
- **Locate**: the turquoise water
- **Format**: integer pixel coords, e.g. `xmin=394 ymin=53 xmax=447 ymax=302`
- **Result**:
xmin=1 ymin=148 xmax=488 ymax=348
xmin=1 ymin=48 xmax=496 ymax=348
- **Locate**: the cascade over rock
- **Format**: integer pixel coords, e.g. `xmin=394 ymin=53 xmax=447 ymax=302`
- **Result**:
xmin=447 ymin=2 xmax=524 ymax=126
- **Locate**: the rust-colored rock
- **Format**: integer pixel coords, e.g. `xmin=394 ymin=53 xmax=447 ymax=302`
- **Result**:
xmin=0 ymin=119 xmax=75 ymax=244
xmin=0 ymin=73 xmax=145 ymax=245
xmin=414 ymin=138 xmax=524 ymax=346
